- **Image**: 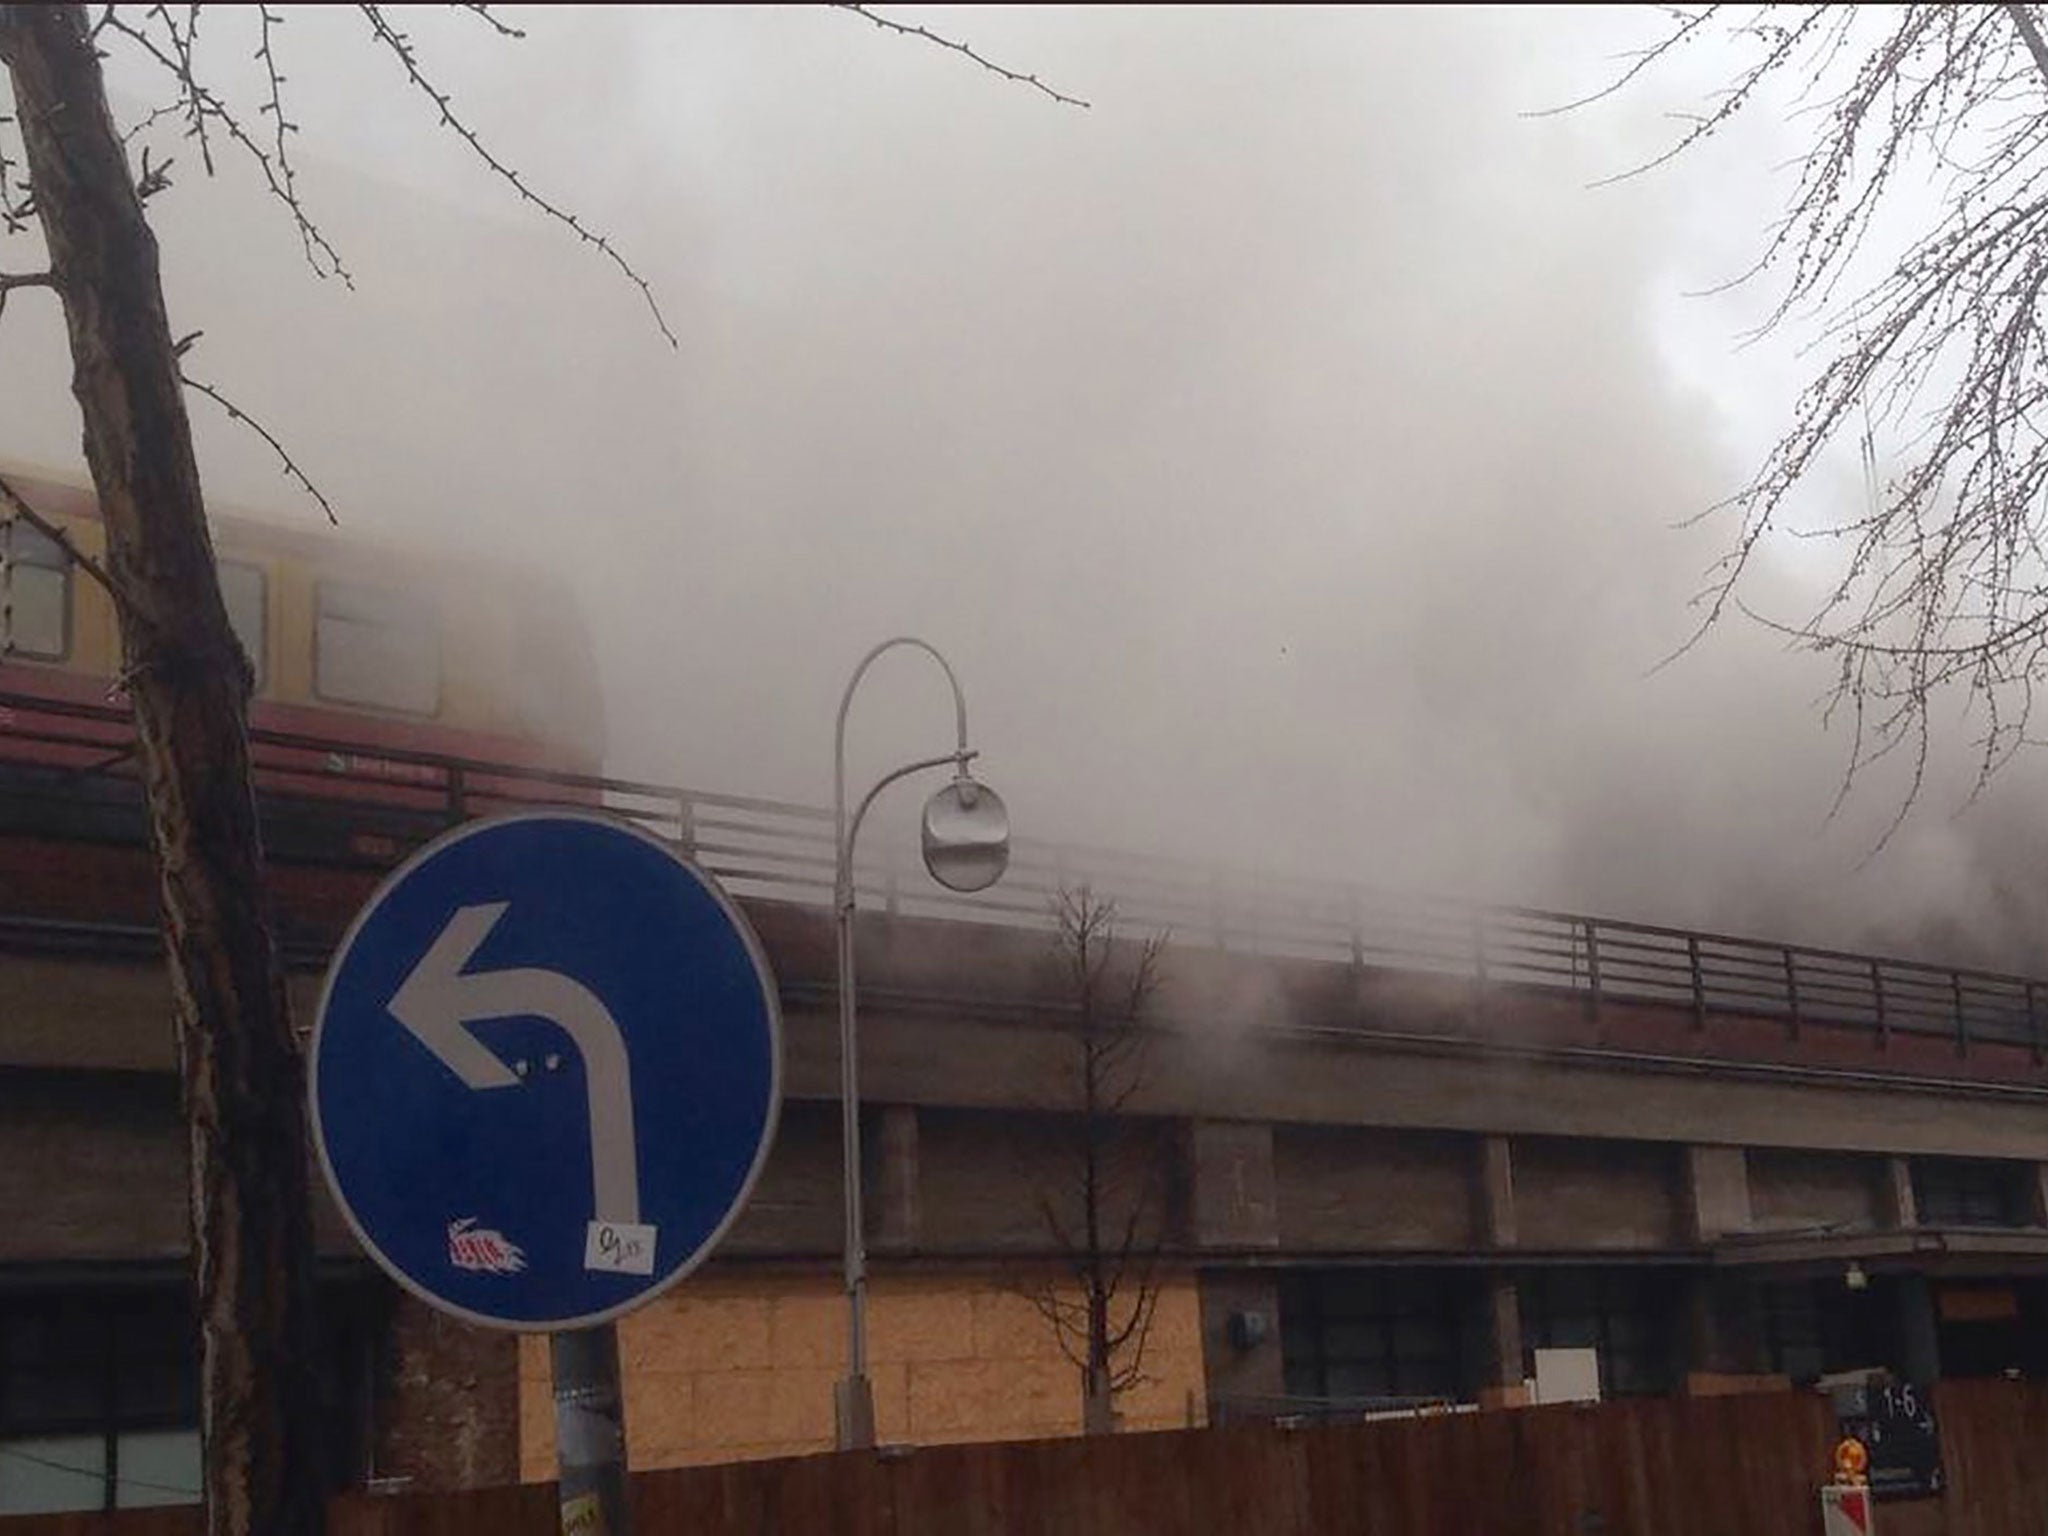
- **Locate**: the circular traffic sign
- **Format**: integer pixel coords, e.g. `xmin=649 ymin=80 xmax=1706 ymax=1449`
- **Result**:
xmin=309 ymin=812 xmax=781 ymax=1331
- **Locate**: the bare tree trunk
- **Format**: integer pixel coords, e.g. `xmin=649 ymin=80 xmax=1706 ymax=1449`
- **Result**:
xmin=0 ymin=7 xmax=326 ymax=1532
xmin=1081 ymin=1028 xmax=1114 ymax=1435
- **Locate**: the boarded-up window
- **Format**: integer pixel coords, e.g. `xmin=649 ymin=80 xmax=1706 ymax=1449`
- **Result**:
xmin=315 ymin=580 xmax=439 ymax=714
xmin=1 ymin=522 xmax=69 ymax=662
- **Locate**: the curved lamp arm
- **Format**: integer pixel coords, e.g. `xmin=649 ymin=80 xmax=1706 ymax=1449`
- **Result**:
xmin=833 ymin=637 xmax=973 ymax=899
xmin=841 ymin=749 xmax=980 ymax=910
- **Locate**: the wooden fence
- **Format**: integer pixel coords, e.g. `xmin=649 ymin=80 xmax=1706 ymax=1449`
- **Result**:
xmin=23 ymin=1382 xmax=2048 ymax=1535
xmin=11 ymin=1383 xmax=2048 ymax=1534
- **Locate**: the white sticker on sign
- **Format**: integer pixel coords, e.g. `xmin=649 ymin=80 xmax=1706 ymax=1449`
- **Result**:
xmin=584 ymin=1220 xmax=657 ymax=1276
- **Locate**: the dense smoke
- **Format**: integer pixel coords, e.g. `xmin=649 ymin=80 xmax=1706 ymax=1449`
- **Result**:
xmin=4 ymin=7 xmax=2045 ymax=970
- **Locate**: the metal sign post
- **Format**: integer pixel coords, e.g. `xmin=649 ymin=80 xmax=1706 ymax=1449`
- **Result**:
xmin=309 ymin=812 xmax=782 ymax=1535
xmin=553 ymin=1326 xmax=630 ymax=1535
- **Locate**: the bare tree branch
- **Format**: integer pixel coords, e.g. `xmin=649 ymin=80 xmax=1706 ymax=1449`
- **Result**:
xmin=98 ymin=7 xmax=351 ymax=281
xmin=0 ymin=268 xmax=53 ymax=331
xmin=1591 ymin=4 xmax=2048 ymax=829
xmin=0 ymin=471 xmax=126 ymax=606
xmin=832 ymin=4 xmax=1091 ymax=109
xmin=356 ymin=3 xmax=678 ymax=348
xmin=178 ymin=371 xmax=338 ymax=526
xmin=2002 ymin=2 xmax=2048 ymax=83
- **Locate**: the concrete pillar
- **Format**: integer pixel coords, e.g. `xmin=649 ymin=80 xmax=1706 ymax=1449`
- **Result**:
xmin=1185 ymin=1120 xmax=1280 ymax=1250
xmin=1896 ymin=1274 xmax=1942 ymax=1383
xmin=1685 ymin=1145 xmax=1752 ymax=1243
xmin=1198 ymin=1271 xmax=1285 ymax=1417
xmin=1477 ymin=1134 xmax=1516 ymax=1249
xmin=1881 ymin=1155 xmax=1919 ymax=1230
xmin=871 ymin=1104 xmax=920 ymax=1253
xmin=1482 ymin=1273 xmax=1525 ymax=1404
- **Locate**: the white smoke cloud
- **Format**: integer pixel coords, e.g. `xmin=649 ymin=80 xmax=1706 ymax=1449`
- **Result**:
xmin=4 ymin=6 xmax=2043 ymax=970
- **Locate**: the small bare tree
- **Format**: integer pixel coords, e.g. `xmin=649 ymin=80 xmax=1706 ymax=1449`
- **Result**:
xmin=1580 ymin=7 xmax=2048 ymax=833
xmin=1025 ymin=885 xmax=1171 ymax=1436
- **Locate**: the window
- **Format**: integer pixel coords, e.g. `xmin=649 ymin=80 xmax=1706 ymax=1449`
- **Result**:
xmin=218 ymin=560 xmax=267 ymax=690
xmin=1520 ymin=1269 xmax=1675 ymax=1397
xmin=1757 ymin=1280 xmax=1826 ymax=1383
xmin=0 ymin=1291 xmax=198 ymax=1513
xmin=1913 ymin=1158 xmax=2030 ymax=1227
xmin=315 ymin=579 xmax=440 ymax=715
xmin=1280 ymin=1270 xmax=1472 ymax=1404
xmin=1 ymin=521 xmax=70 ymax=661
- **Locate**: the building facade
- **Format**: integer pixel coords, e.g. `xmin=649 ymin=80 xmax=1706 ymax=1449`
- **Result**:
xmin=5 ymin=678 xmax=2048 ymax=1503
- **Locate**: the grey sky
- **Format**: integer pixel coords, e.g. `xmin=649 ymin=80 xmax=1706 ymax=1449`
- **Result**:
xmin=5 ymin=6 xmax=2044 ymax=968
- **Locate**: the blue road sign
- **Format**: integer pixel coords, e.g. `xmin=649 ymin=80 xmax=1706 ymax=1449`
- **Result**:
xmin=310 ymin=812 xmax=782 ymax=1331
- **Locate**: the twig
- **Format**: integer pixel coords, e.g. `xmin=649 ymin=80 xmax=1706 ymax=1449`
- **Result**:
xmin=453 ymin=5 xmax=526 ymax=40
xmin=178 ymin=372 xmax=338 ymax=526
xmin=121 ymin=98 xmax=188 ymax=146
xmin=357 ymin=3 xmax=678 ymax=348
xmin=135 ymin=144 xmax=174 ymax=201
xmin=253 ymin=5 xmax=307 ymax=254
xmin=832 ymin=5 xmax=1091 ymax=108
xmin=0 ymin=117 xmax=32 ymax=234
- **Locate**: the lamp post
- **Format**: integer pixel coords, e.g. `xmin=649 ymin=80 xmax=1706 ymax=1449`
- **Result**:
xmin=833 ymin=637 xmax=1010 ymax=1450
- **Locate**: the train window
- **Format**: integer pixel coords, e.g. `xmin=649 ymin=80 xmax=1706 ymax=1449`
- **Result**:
xmin=217 ymin=561 xmax=266 ymax=690
xmin=1 ymin=521 xmax=70 ymax=662
xmin=314 ymin=580 xmax=440 ymax=715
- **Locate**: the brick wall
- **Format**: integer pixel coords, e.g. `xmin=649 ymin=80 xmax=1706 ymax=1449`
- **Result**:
xmin=917 ymin=1108 xmax=1177 ymax=1252
xmin=1514 ymin=1135 xmax=1684 ymax=1249
xmin=1747 ymin=1147 xmax=1885 ymax=1232
xmin=1272 ymin=1125 xmax=1476 ymax=1250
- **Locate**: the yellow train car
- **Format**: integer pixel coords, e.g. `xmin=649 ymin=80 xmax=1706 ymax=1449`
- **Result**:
xmin=0 ymin=464 xmax=604 ymax=865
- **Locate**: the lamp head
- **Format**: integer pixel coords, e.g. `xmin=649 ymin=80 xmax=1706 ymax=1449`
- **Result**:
xmin=921 ymin=772 xmax=1009 ymax=893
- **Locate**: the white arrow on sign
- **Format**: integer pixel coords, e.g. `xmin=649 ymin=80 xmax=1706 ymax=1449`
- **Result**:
xmin=389 ymin=901 xmax=643 ymax=1230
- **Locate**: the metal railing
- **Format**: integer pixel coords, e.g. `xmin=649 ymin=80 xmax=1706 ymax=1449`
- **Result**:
xmin=3 ymin=689 xmax=2044 ymax=1060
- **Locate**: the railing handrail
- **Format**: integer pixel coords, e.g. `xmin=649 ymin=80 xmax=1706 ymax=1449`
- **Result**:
xmin=2 ymin=688 xmax=2044 ymax=1056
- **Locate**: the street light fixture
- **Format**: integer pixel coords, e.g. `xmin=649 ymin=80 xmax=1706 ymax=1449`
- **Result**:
xmin=833 ymin=637 xmax=1009 ymax=1450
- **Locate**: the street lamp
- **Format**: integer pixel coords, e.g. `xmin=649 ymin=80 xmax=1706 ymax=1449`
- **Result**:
xmin=833 ymin=637 xmax=1009 ymax=1451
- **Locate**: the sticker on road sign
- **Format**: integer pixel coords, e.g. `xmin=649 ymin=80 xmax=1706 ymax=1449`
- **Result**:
xmin=447 ymin=1218 xmax=527 ymax=1275
xmin=585 ymin=1219 xmax=657 ymax=1276
xmin=310 ymin=812 xmax=782 ymax=1331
